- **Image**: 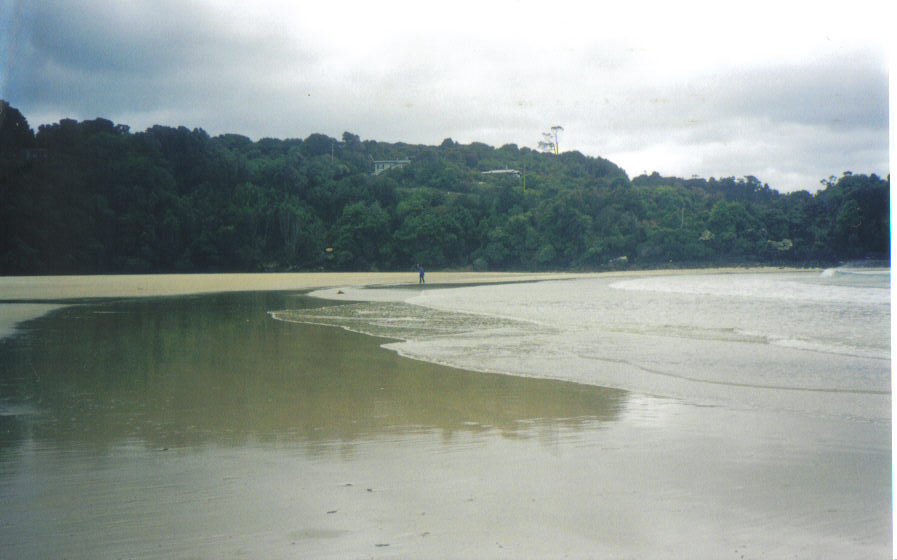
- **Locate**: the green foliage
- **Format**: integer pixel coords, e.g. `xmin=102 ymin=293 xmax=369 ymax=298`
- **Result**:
xmin=334 ymin=201 xmax=388 ymax=270
xmin=0 ymin=101 xmax=889 ymax=274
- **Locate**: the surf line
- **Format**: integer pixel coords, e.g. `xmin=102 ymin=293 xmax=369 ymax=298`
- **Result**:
xmin=578 ymin=354 xmax=888 ymax=396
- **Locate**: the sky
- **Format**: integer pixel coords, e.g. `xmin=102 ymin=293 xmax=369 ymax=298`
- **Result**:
xmin=0 ymin=0 xmax=890 ymax=192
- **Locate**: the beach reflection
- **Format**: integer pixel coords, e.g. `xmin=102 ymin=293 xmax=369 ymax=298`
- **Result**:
xmin=0 ymin=291 xmax=625 ymax=454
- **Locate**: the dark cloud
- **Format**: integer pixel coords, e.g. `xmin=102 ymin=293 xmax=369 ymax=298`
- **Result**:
xmin=28 ymin=1 xmax=203 ymax=75
xmin=6 ymin=0 xmax=312 ymax=125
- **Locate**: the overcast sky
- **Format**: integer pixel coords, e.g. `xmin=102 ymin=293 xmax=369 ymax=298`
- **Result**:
xmin=1 ymin=0 xmax=889 ymax=192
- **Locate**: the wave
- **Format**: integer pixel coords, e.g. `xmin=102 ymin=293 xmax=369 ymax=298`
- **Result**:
xmin=605 ymin=323 xmax=888 ymax=361
xmin=767 ymin=334 xmax=890 ymax=361
xmin=820 ymin=267 xmax=890 ymax=277
xmin=612 ymin=272 xmax=889 ymax=304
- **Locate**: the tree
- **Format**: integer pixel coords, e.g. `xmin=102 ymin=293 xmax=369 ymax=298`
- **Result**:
xmin=1 ymin=102 xmax=890 ymax=273
xmin=333 ymin=201 xmax=389 ymax=270
xmin=0 ymin=100 xmax=34 ymax=153
xmin=707 ymin=200 xmax=766 ymax=257
xmin=538 ymin=125 xmax=564 ymax=154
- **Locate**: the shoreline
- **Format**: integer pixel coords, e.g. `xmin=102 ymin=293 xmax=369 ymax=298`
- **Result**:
xmin=0 ymin=267 xmax=819 ymax=342
xmin=0 ymin=267 xmax=817 ymax=301
xmin=0 ymin=272 xmax=581 ymax=340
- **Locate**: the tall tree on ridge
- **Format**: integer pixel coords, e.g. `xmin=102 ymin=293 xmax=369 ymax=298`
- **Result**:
xmin=538 ymin=125 xmax=564 ymax=154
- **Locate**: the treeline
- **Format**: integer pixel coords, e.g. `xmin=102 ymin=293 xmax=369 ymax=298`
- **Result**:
xmin=0 ymin=101 xmax=889 ymax=274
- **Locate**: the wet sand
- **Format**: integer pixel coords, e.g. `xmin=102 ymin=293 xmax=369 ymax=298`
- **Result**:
xmin=0 ymin=271 xmax=597 ymax=300
xmin=0 ymin=272 xmax=889 ymax=559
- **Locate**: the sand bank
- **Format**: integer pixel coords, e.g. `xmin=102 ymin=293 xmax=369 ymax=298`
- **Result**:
xmin=0 ymin=267 xmax=810 ymax=301
xmin=0 ymin=268 xmax=813 ymax=340
xmin=0 ymin=271 xmax=593 ymax=301
xmin=0 ymin=272 xmax=584 ymax=339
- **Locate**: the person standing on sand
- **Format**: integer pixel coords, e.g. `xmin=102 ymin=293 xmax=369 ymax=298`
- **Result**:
xmin=417 ymin=264 xmax=425 ymax=284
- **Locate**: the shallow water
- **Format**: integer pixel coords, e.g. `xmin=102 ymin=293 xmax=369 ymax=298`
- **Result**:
xmin=292 ymin=269 xmax=890 ymax=422
xmin=0 ymin=272 xmax=891 ymax=558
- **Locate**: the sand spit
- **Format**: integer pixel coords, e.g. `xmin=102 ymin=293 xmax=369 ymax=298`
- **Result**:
xmin=0 ymin=267 xmax=809 ymax=301
xmin=0 ymin=268 xmax=812 ymax=340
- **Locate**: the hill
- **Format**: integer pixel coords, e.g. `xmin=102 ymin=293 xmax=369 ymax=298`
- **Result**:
xmin=0 ymin=101 xmax=889 ymax=274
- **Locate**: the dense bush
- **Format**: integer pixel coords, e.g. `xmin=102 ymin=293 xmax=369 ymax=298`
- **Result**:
xmin=0 ymin=101 xmax=889 ymax=273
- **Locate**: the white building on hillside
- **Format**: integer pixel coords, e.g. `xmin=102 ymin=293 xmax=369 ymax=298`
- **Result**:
xmin=372 ymin=159 xmax=411 ymax=175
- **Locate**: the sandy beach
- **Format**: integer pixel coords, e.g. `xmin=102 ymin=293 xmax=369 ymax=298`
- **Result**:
xmin=0 ymin=271 xmax=585 ymax=341
xmin=0 ymin=267 xmax=810 ymax=300
xmin=0 ymin=269 xmax=888 ymax=559
xmin=0 ymin=271 xmax=593 ymax=300
xmin=0 ymin=268 xmax=806 ymax=337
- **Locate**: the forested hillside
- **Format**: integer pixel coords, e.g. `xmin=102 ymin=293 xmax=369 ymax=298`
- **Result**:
xmin=0 ymin=101 xmax=889 ymax=274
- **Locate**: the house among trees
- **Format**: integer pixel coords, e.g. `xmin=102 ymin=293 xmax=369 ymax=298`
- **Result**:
xmin=481 ymin=167 xmax=520 ymax=176
xmin=372 ymin=158 xmax=411 ymax=175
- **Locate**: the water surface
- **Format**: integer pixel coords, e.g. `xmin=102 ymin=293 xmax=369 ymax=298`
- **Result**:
xmin=0 ymin=272 xmax=891 ymax=558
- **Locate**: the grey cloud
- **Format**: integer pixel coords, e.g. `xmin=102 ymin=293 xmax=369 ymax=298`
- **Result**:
xmin=708 ymin=55 xmax=888 ymax=131
xmin=6 ymin=0 xmax=314 ymax=124
xmin=2 ymin=1 xmax=887 ymax=193
xmin=27 ymin=1 xmax=196 ymax=75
